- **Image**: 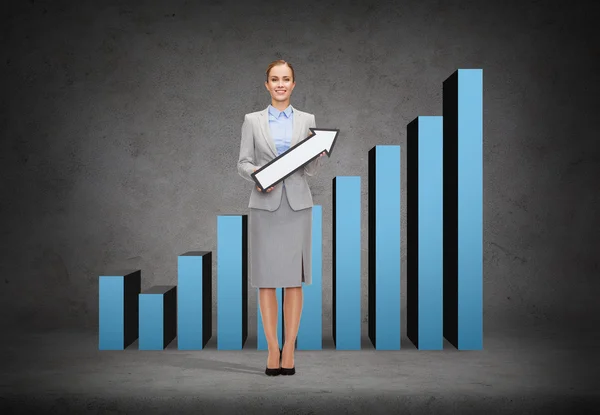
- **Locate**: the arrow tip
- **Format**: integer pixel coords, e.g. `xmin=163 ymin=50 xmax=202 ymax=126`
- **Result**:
xmin=310 ymin=128 xmax=339 ymax=155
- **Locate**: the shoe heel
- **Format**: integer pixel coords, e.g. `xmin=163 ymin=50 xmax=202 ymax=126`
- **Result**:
xmin=280 ymin=346 xmax=295 ymax=375
xmin=265 ymin=349 xmax=282 ymax=376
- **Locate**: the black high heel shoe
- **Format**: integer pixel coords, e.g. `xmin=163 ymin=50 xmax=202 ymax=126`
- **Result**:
xmin=281 ymin=347 xmax=295 ymax=375
xmin=265 ymin=349 xmax=282 ymax=376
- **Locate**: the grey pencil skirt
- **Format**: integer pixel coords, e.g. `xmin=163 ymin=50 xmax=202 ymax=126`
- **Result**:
xmin=249 ymin=185 xmax=312 ymax=288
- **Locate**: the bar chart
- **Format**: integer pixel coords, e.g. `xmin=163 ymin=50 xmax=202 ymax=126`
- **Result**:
xmin=297 ymin=205 xmax=323 ymax=350
xmin=442 ymin=69 xmax=483 ymax=350
xmin=407 ymin=117 xmax=444 ymax=350
xmin=177 ymin=251 xmax=212 ymax=350
xmin=99 ymin=270 xmax=140 ymax=350
xmin=139 ymin=285 xmax=177 ymax=350
xmin=216 ymin=215 xmax=248 ymax=350
xmin=333 ymin=176 xmax=362 ymax=350
xmin=257 ymin=205 xmax=324 ymax=351
xmin=368 ymin=145 xmax=401 ymax=350
xmin=98 ymin=68 xmax=483 ymax=352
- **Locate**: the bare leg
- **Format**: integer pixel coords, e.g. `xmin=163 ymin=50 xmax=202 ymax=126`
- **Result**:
xmin=259 ymin=288 xmax=280 ymax=369
xmin=282 ymin=259 xmax=304 ymax=368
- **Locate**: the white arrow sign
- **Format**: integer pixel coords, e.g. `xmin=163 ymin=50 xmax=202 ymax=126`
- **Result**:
xmin=251 ymin=128 xmax=339 ymax=192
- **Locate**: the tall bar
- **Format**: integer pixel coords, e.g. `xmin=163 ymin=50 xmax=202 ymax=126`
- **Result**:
xmin=297 ymin=205 xmax=323 ymax=350
xmin=217 ymin=215 xmax=248 ymax=350
xmin=332 ymin=176 xmax=361 ymax=350
xmin=368 ymin=146 xmax=401 ymax=350
xmin=98 ymin=270 xmax=141 ymax=350
xmin=178 ymin=251 xmax=212 ymax=350
xmin=443 ymin=69 xmax=483 ymax=350
xmin=407 ymin=117 xmax=444 ymax=350
xmin=139 ymin=285 xmax=177 ymax=350
xmin=257 ymin=288 xmax=283 ymax=350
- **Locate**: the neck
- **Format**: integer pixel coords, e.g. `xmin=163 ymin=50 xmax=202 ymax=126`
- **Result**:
xmin=271 ymin=100 xmax=290 ymax=111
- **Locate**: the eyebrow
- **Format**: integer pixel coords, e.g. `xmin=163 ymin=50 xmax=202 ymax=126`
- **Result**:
xmin=270 ymin=76 xmax=291 ymax=78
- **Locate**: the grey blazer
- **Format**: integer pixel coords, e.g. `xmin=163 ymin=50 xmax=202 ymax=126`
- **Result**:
xmin=237 ymin=105 xmax=322 ymax=211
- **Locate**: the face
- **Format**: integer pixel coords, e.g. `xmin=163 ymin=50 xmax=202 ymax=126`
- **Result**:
xmin=265 ymin=64 xmax=295 ymax=103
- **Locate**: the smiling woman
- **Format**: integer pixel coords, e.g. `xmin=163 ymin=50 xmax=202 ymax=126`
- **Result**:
xmin=265 ymin=60 xmax=296 ymax=107
xmin=237 ymin=59 xmax=326 ymax=377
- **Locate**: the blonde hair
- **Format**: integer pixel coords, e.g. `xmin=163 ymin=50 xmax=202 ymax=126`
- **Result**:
xmin=266 ymin=59 xmax=295 ymax=82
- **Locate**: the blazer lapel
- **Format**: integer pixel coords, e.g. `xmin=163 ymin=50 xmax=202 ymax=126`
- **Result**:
xmin=259 ymin=108 xmax=278 ymax=157
xmin=290 ymin=105 xmax=302 ymax=147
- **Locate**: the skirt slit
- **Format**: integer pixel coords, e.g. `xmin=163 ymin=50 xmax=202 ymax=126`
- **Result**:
xmin=249 ymin=185 xmax=312 ymax=288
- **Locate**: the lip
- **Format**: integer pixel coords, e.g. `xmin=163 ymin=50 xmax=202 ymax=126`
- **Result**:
xmin=276 ymin=90 xmax=286 ymax=93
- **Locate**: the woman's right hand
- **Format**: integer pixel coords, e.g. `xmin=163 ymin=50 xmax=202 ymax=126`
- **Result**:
xmin=254 ymin=169 xmax=274 ymax=193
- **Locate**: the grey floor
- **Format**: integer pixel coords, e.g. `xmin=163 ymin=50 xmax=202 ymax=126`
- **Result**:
xmin=0 ymin=327 xmax=597 ymax=414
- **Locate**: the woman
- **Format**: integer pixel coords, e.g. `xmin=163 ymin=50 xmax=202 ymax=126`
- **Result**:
xmin=237 ymin=59 xmax=325 ymax=376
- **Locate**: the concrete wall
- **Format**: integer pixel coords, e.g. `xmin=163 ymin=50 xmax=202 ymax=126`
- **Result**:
xmin=2 ymin=0 xmax=598 ymax=341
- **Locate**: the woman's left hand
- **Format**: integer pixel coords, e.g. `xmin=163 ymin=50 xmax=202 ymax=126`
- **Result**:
xmin=254 ymin=168 xmax=274 ymax=192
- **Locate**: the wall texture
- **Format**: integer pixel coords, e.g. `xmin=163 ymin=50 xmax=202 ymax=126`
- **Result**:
xmin=2 ymin=0 xmax=598 ymax=342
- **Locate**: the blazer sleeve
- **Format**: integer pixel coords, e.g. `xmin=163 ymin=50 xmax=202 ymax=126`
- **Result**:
xmin=237 ymin=114 xmax=258 ymax=182
xmin=303 ymin=113 xmax=322 ymax=176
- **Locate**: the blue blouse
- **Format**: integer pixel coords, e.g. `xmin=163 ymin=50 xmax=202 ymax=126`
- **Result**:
xmin=268 ymin=104 xmax=293 ymax=156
